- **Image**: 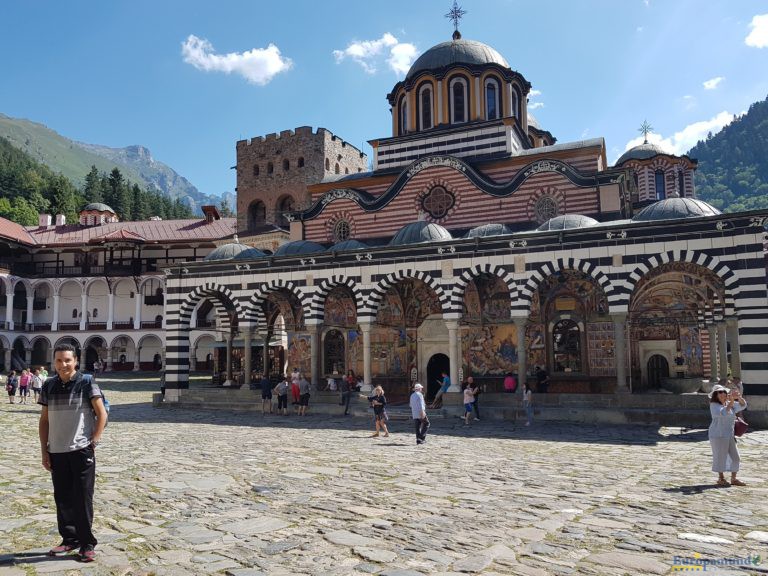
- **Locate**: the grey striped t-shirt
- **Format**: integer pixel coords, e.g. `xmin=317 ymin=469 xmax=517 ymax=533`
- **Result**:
xmin=39 ymin=372 xmax=103 ymax=453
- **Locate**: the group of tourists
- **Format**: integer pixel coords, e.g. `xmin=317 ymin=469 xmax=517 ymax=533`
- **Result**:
xmin=251 ymin=368 xmax=312 ymax=416
xmin=5 ymin=367 xmax=47 ymax=404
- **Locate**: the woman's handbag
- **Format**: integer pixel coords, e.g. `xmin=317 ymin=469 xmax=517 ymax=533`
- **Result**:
xmin=734 ymin=416 xmax=748 ymax=437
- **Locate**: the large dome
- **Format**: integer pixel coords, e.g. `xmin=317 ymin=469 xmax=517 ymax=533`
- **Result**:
xmin=615 ymin=142 xmax=670 ymax=166
xmin=331 ymin=239 xmax=369 ymax=251
xmin=82 ymin=202 xmax=116 ymax=213
xmin=389 ymin=221 xmax=452 ymax=246
xmin=203 ymin=242 xmax=250 ymax=261
xmin=632 ymin=198 xmax=721 ymax=222
xmin=406 ymin=38 xmax=509 ymax=80
xmin=273 ymin=240 xmax=326 ymax=257
xmin=232 ymin=247 xmax=268 ymax=260
xmin=537 ymin=215 xmax=600 ymax=231
xmin=465 ymin=223 xmax=512 ymax=238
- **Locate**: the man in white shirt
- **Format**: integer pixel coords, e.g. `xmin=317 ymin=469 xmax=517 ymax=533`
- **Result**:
xmin=409 ymin=383 xmax=429 ymax=445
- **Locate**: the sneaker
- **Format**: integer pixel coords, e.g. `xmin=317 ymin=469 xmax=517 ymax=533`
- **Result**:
xmin=48 ymin=542 xmax=78 ymax=556
xmin=78 ymin=545 xmax=96 ymax=563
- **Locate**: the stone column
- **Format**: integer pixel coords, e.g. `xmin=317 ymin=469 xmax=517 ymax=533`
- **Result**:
xmin=190 ymin=353 xmax=197 ymax=371
xmin=24 ymin=348 xmax=32 ymax=368
xmin=707 ymin=324 xmax=718 ymax=383
xmin=107 ymin=292 xmax=115 ymax=330
xmin=263 ymin=332 xmax=270 ymax=378
xmin=359 ymin=321 xmax=373 ymax=392
xmin=717 ymin=322 xmax=728 ymax=380
xmin=79 ymin=293 xmax=87 ymax=330
xmin=446 ymin=320 xmax=460 ymax=392
xmin=725 ymin=317 xmax=741 ymax=378
xmin=243 ymin=328 xmax=252 ymax=387
xmin=226 ymin=333 xmax=233 ymax=381
xmin=612 ymin=313 xmax=629 ymax=393
xmin=5 ymin=292 xmax=13 ymax=330
xmin=4 ymin=348 xmax=11 ymax=371
xmin=26 ymin=295 xmax=34 ymax=328
xmin=134 ymin=291 xmax=141 ymax=329
xmin=513 ymin=317 xmax=527 ymax=394
xmin=436 ymin=80 xmax=443 ymax=124
xmin=162 ymin=288 xmax=167 ymax=329
xmin=308 ymin=324 xmax=320 ymax=389
xmin=106 ymin=348 xmax=113 ymax=372
xmin=51 ymin=294 xmax=59 ymax=331
xmin=133 ymin=348 xmax=141 ymax=372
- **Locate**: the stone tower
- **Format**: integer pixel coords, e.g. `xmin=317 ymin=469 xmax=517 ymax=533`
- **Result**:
xmin=236 ymin=126 xmax=368 ymax=234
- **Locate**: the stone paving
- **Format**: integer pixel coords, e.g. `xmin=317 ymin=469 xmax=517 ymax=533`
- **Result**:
xmin=0 ymin=375 xmax=767 ymax=576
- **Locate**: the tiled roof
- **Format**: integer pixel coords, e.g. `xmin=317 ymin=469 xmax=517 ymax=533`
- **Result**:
xmin=0 ymin=217 xmax=36 ymax=245
xmin=15 ymin=217 xmax=237 ymax=247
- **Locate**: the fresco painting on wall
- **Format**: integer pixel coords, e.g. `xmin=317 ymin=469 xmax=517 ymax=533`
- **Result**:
xmin=286 ymin=333 xmax=311 ymax=376
xmin=526 ymin=323 xmax=545 ymax=374
xmin=465 ymin=324 xmax=518 ymax=376
xmin=347 ymin=329 xmax=362 ymax=375
xmin=325 ymin=288 xmax=357 ymax=327
xmin=679 ymin=325 xmax=704 ymax=376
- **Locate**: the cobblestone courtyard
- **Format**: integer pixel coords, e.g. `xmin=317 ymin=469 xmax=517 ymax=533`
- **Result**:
xmin=1 ymin=375 xmax=767 ymax=576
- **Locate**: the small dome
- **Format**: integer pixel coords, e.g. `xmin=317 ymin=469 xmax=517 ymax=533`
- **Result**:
xmin=232 ymin=247 xmax=268 ymax=260
xmin=615 ymin=142 xmax=670 ymax=166
xmin=331 ymin=239 xmax=368 ymax=251
xmin=389 ymin=221 xmax=452 ymax=246
xmin=632 ymin=198 xmax=721 ymax=222
xmin=537 ymin=215 xmax=600 ymax=231
xmin=273 ymin=240 xmax=326 ymax=257
xmin=406 ymin=38 xmax=509 ymax=80
xmin=203 ymin=242 xmax=250 ymax=261
xmin=82 ymin=202 xmax=116 ymax=213
xmin=465 ymin=223 xmax=512 ymax=238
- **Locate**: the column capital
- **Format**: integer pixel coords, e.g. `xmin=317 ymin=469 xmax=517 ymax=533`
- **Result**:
xmin=610 ymin=312 xmax=628 ymax=323
xmin=512 ymin=316 xmax=527 ymax=326
xmin=358 ymin=321 xmax=373 ymax=333
xmin=445 ymin=320 xmax=460 ymax=331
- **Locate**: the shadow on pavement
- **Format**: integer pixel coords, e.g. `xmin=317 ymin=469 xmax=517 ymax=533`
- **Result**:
xmin=662 ymin=484 xmax=726 ymax=495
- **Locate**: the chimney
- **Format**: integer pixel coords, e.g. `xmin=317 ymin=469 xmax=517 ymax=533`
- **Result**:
xmin=39 ymin=213 xmax=52 ymax=227
xmin=201 ymin=205 xmax=221 ymax=224
xmin=54 ymin=214 xmax=66 ymax=226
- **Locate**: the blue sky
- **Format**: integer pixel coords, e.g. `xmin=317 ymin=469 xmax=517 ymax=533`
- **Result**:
xmin=1 ymin=0 xmax=767 ymax=199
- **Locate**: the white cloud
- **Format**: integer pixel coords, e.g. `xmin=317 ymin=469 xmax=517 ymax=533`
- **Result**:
xmin=681 ymin=94 xmax=696 ymax=110
xmin=745 ymin=13 xmax=768 ymax=47
xmin=333 ymin=33 xmax=417 ymax=75
xmin=529 ymin=102 xmax=545 ymax=110
xmin=581 ymin=128 xmax=590 ymax=139
xmin=702 ymin=76 xmax=724 ymax=90
xmin=620 ymin=111 xmax=737 ymax=157
xmin=181 ymin=35 xmax=292 ymax=85
xmin=529 ymin=89 xmax=542 ymax=97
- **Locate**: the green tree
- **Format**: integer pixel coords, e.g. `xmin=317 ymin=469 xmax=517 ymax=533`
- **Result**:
xmin=0 ymin=197 xmax=12 ymax=219
xmin=48 ymin=174 xmax=79 ymax=223
xmin=106 ymin=168 xmax=124 ymax=208
xmin=9 ymin=197 xmax=38 ymax=225
xmin=219 ymin=197 xmax=234 ymax=217
xmin=83 ymin=165 xmax=103 ymax=203
xmin=132 ymin=184 xmax=150 ymax=220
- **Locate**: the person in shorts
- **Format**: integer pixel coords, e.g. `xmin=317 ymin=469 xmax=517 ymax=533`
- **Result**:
xmin=18 ymin=369 xmax=31 ymax=404
xmin=32 ymin=368 xmax=44 ymax=403
xmin=462 ymin=380 xmax=476 ymax=426
xmin=259 ymin=373 xmax=273 ymax=415
xmin=298 ymin=375 xmax=311 ymax=416
xmin=274 ymin=376 xmax=289 ymax=416
xmin=6 ymin=370 xmax=18 ymax=404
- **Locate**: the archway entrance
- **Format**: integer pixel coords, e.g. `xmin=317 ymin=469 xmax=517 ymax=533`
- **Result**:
xmin=426 ymin=353 xmax=449 ymax=401
xmin=647 ymin=355 xmax=669 ymax=388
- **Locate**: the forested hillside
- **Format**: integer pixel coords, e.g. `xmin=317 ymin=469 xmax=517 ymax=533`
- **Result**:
xmin=689 ymin=96 xmax=768 ymax=212
xmin=0 ymin=136 xmax=195 ymax=225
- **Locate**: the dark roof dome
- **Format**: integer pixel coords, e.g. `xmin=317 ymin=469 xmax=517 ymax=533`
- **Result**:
xmin=82 ymin=202 xmax=116 ymax=213
xmin=389 ymin=221 xmax=452 ymax=246
xmin=632 ymin=198 xmax=721 ymax=222
xmin=331 ymin=239 xmax=368 ymax=251
xmin=537 ymin=214 xmax=600 ymax=231
xmin=203 ymin=242 xmax=250 ymax=261
xmin=232 ymin=247 xmax=268 ymax=260
xmin=406 ymin=38 xmax=509 ymax=80
xmin=273 ymin=240 xmax=326 ymax=257
xmin=465 ymin=223 xmax=512 ymax=238
xmin=615 ymin=142 xmax=670 ymax=165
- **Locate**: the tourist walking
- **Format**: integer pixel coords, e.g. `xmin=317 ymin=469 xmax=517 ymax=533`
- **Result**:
xmin=298 ymin=375 xmax=311 ymax=416
xmin=32 ymin=368 xmax=44 ymax=403
xmin=259 ymin=373 xmax=273 ymax=415
xmin=274 ymin=376 xmax=289 ymax=416
xmin=503 ymin=371 xmax=517 ymax=393
xmin=708 ymin=384 xmax=747 ymax=487
xmin=410 ymin=383 xmax=429 ymax=445
xmin=6 ymin=370 xmax=18 ymax=404
xmin=535 ymin=366 xmax=549 ymax=393
xmin=340 ymin=373 xmax=352 ymax=415
xmin=363 ymin=385 xmax=389 ymax=437
xmin=462 ymin=380 xmax=476 ymax=426
xmin=469 ymin=376 xmax=481 ymax=420
xmin=429 ymin=371 xmax=450 ymax=409
xmin=19 ymin=369 xmax=31 ymax=404
xmin=523 ymin=381 xmax=533 ymax=426
xmin=38 ymin=343 xmax=108 ymax=563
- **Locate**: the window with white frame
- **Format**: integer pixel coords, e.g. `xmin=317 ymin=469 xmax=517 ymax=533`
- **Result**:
xmin=449 ymin=77 xmax=468 ymax=124
xmin=485 ymin=77 xmax=500 ymax=120
xmin=418 ymin=84 xmax=433 ymax=130
xmin=398 ymin=95 xmax=408 ymax=135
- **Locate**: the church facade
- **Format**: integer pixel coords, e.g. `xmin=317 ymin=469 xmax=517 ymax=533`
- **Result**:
xmin=159 ymin=31 xmax=768 ymax=399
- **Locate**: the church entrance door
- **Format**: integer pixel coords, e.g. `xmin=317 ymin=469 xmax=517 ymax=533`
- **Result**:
xmin=426 ymin=353 xmax=450 ymax=401
xmin=647 ymin=354 xmax=669 ymax=388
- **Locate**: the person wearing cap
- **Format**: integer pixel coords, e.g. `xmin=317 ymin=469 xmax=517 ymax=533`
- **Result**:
xmin=410 ymin=383 xmax=429 ymax=445
xmin=708 ymin=383 xmax=747 ymax=487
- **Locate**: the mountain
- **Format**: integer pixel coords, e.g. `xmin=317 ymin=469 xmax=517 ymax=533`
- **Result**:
xmin=0 ymin=113 xmax=230 ymax=212
xmin=688 ymin=96 xmax=768 ymax=212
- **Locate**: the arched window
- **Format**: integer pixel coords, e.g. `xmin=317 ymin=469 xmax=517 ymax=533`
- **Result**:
xmin=298 ymin=157 xmax=305 ymax=168
xmin=450 ymin=77 xmax=468 ymax=124
xmin=276 ymin=196 xmax=295 ymax=227
xmin=248 ymin=201 xmax=267 ymax=229
xmin=485 ymin=77 xmax=500 ymax=120
xmin=344 ymin=167 xmax=349 ymax=174
xmin=325 ymin=158 xmax=330 ymax=171
xmin=335 ymin=163 xmax=340 ymax=174
xmin=253 ymin=164 xmax=260 ymax=177
xmin=398 ymin=94 xmax=408 ymax=135
xmin=655 ymin=170 xmax=666 ymax=200
xmin=324 ymin=329 xmax=345 ymax=374
xmin=418 ymin=84 xmax=433 ymax=130
xmin=93 ymin=308 xmax=98 ymax=319
xmin=283 ymin=159 xmax=290 ymax=171
xmin=511 ymin=85 xmax=521 ymax=118
xmin=677 ymin=170 xmax=685 ymax=196
xmin=334 ymin=219 xmax=351 ymax=242
xmin=552 ymin=319 xmax=581 ymax=372
xmin=72 ymin=309 xmax=78 ymax=319
xmin=267 ymin=162 xmax=274 ymax=174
